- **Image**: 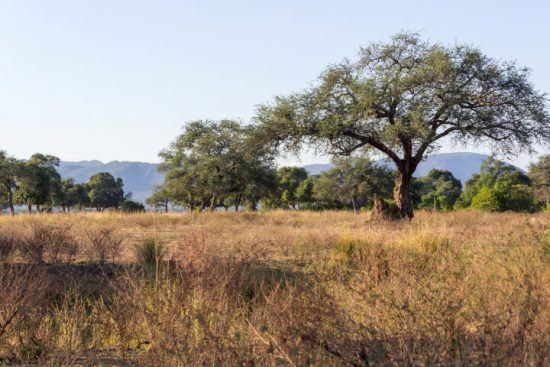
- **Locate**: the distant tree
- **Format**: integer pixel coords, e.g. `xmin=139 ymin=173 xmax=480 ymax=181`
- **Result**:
xmin=529 ymin=155 xmax=550 ymax=209
xmin=14 ymin=154 xmax=61 ymax=212
xmin=54 ymin=178 xmax=89 ymax=212
xmin=494 ymin=181 xmax=536 ymax=212
xmin=312 ymin=157 xmax=394 ymax=213
xmin=87 ymin=172 xmax=124 ymax=211
xmin=55 ymin=178 xmax=76 ymax=212
xmin=239 ymin=166 xmax=277 ymax=211
xmin=70 ymin=183 xmax=91 ymax=210
xmin=121 ymin=199 xmax=145 ymax=213
xmin=456 ymin=157 xmax=535 ymax=212
xmin=256 ymin=32 xmax=550 ymax=219
xmin=157 ymin=120 xmax=277 ymax=212
xmin=274 ymin=167 xmax=308 ymax=209
xmin=416 ymin=169 xmax=462 ymax=211
xmin=295 ymin=176 xmax=316 ymax=208
xmin=310 ymin=174 xmax=343 ymax=209
xmin=455 ymin=157 xmax=530 ymax=209
xmin=0 ymin=151 xmax=21 ymax=215
xmin=146 ymin=186 xmax=171 ymax=212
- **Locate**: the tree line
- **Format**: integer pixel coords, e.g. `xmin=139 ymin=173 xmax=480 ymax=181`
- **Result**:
xmin=145 ymin=117 xmax=550 ymax=213
xmin=150 ymin=32 xmax=549 ymax=218
xmin=1 ymin=146 xmax=548 ymax=215
xmin=0 ymin=152 xmax=144 ymax=214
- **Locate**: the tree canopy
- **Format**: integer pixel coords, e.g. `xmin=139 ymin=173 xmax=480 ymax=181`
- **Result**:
xmin=416 ymin=169 xmax=462 ymax=211
xmin=312 ymin=156 xmax=394 ymax=212
xmin=156 ymin=120 xmax=277 ymax=211
xmin=88 ymin=172 xmax=125 ymax=211
xmin=255 ymin=32 xmax=550 ymax=219
xmin=0 ymin=151 xmax=21 ymax=215
xmin=455 ymin=157 xmax=535 ymax=212
xmin=529 ymin=155 xmax=550 ymax=209
xmin=14 ymin=154 xmax=61 ymax=212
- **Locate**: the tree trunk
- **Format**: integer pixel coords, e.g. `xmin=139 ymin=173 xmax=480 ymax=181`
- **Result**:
xmin=209 ymin=192 xmax=217 ymax=212
xmin=7 ymin=185 xmax=14 ymax=216
xmin=27 ymin=204 xmax=32 ymax=213
xmin=199 ymin=201 xmax=206 ymax=212
xmin=351 ymin=196 xmax=357 ymax=214
xmin=164 ymin=199 xmax=169 ymax=213
xmin=234 ymin=194 xmax=242 ymax=212
xmin=393 ymin=171 xmax=414 ymax=219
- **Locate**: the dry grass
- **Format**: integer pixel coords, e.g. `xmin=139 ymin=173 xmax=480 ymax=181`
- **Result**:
xmin=0 ymin=210 xmax=548 ymax=366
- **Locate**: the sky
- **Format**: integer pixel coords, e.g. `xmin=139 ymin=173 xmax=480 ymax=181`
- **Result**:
xmin=1 ymin=0 xmax=549 ymax=169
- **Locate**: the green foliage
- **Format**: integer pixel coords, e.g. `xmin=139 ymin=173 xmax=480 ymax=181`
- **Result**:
xmin=14 ymin=154 xmax=61 ymax=211
xmin=529 ymin=155 xmax=550 ymax=208
xmin=416 ymin=169 xmax=462 ymax=211
xmin=470 ymin=186 xmax=500 ymax=211
xmin=256 ymin=32 xmax=549 ymax=218
xmin=312 ymin=156 xmax=394 ymax=212
xmin=275 ymin=166 xmax=308 ymax=209
xmin=156 ymin=120 xmax=277 ymax=211
xmin=146 ymin=186 xmax=170 ymax=211
xmin=87 ymin=172 xmax=124 ymax=211
xmin=121 ymin=199 xmax=145 ymax=212
xmin=295 ymin=177 xmax=315 ymax=205
xmin=54 ymin=178 xmax=89 ymax=211
xmin=0 ymin=151 xmax=21 ymax=213
xmin=456 ymin=157 xmax=535 ymax=211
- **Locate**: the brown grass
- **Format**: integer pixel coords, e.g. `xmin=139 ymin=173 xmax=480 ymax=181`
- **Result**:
xmin=0 ymin=210 xmax=548 ymax=366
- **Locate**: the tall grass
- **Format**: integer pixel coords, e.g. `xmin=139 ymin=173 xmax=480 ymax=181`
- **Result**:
xmin=0 ymin=210 xmax=548 ymax=365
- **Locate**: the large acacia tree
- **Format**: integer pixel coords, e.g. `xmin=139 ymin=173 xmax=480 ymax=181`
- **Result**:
xmin=256 ymin=33 xmax=549 ymax=218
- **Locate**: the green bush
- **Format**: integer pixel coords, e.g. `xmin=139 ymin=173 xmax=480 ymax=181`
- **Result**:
xmin=470 ymin=184 xmax=536 ymax=212
xmin=134 ymin=238 xmax=166 ymax=276
xmin=470 ymin=186 xmax=500 ymax=211
xmin=121 ymin=199 xmax=145 ymax=213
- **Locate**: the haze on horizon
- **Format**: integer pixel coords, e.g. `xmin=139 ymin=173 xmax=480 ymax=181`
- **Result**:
xmin=1 ymin=0 xmax=549 ymax=169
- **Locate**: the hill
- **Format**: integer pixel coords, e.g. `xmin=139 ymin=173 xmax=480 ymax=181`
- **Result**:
xmin=59 ymin=152 xmax=510 ymax=203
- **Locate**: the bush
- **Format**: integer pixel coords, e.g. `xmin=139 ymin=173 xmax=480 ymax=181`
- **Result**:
xmin=470 ymin=184 xmax=536 ymax=212
xmin=0 ymin=232 xmax=17 ymax=262
xmin=134 ymin=238 xmax=166 ymax=275
xmin=121 ymin=200 xmax=145 ymax=213
xmin=19 ymin=223 xmax=79 ymax=264
xmin=494 ymin=182 xmax=536 ymax=212
xmin=470 ymin=186 xmax=500 ymax=211
xmin=86 ymin=227 xmax=123 ymax=263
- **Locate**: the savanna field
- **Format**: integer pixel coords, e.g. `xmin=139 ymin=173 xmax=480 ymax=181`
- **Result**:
xmin=0 ymin=210 xmax=548 ymax=366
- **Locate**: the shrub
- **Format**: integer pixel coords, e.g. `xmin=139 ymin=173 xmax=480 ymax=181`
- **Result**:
xmin=121 ymin=200 xmax=145 ymax=213
xmin=0 ymin=232 xmax=17 ymax=262
xmin=494 ymin=182 xmax=536 ymax=212
xmin=470 ymin=186 xmax=500 ymax=211
xmin=134 ymin=238 xmax=166 ymax=275
xmin=86 ymin=227 xmax=123 ymax=264
xmin=19 ymin=223 xmax=79 ymax=264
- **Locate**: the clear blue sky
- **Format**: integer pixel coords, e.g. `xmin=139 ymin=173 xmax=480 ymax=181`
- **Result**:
xmin=1 ymin=0 xmax=549 ymax=168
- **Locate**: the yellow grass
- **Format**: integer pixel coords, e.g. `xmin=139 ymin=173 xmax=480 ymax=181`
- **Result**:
xmin=0 ymin=210 xmax=549 ymax=365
